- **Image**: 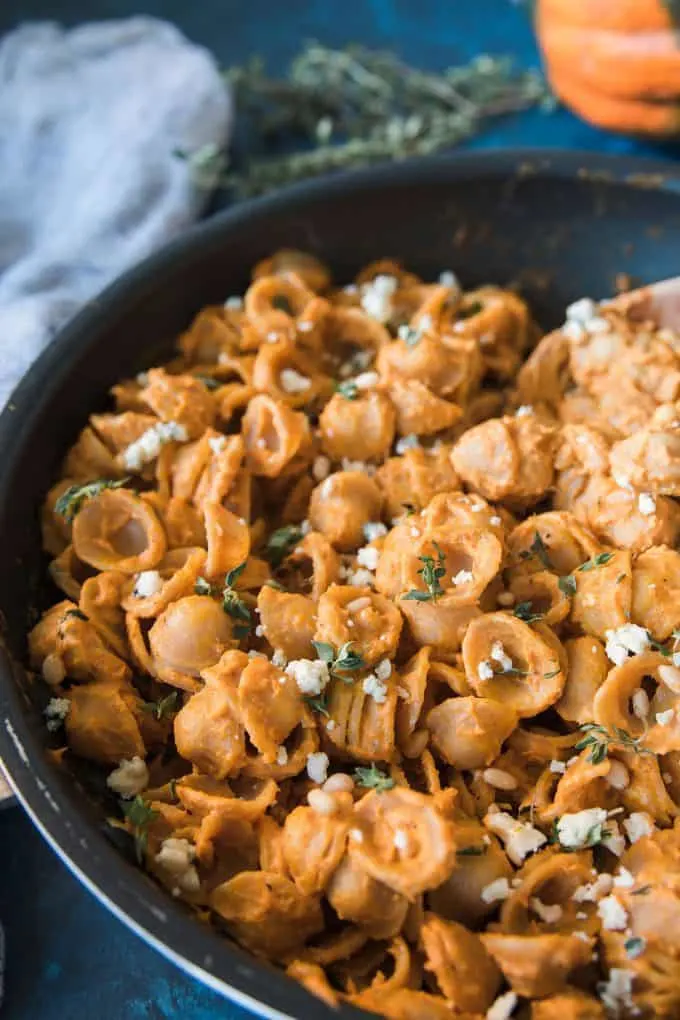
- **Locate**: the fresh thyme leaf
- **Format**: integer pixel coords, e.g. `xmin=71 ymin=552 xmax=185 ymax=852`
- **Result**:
xmin=121 ymin=796 xmax=159 ymax=864
xmin=225 ymin=561 xmax=247 ymax=588
xmin=63 ymin=608 xmax=88 ymax=622
xmin=578 ymin=552 xmax=614 ymax=572
xmin=616 ymin=573 xmax=626 ymax=584
xmin=142 ymin=692 xmax=179 ymax=721
xmin=513 ymin=600 xmax=544 ymax=623
xmin=397 ymin=324 xmax=425 ymax=347
xmin=520 ymin=530 xmax=553 ymax=570
xmin=304 ymin=692 xmax=330 ymax=717
xmin=312 ymin=640 xmax=364 ymax=677
xmin=194 ymin=576 xmax=215 ymax=596
xmin=558 ymin=575 xmax=577 ymax=597
xmin=544 ymin=668 xmax=561 ymax=680
xmin=552 ymin=816 xmax=608 ymax=851
xmin=335 ymin=379 xmax=359 ymax=400
xmin=625 ymin=936 xmax=646 ymax=959
xmin=456 ymin=845 xmax=487 ymax=857
xmin=55 ymin=477 xmax=130 ymax=523
xmin=169 ymin=778 xmax=178 ymax=802
xmin=632 ymin=884 xmax=652 ymax=896
xmin=499 ymin=667 xmax=530 ymax=677
xmin=353 ymin=764 xmax=395 ymax=792
xmin=266 ymin=525 xmax=303 ymax=567
xmin=180 ymin=45 xmax=554 ymax=198
xmin=194 ymin=374 xmax=222 ymax=391
xmin=401 ymin=502 xmax=416 ymax=516
xmin=402 ymin=542 xmax=446 ymax=603
xmin=648 ymin=635 xmax=671 ymax=657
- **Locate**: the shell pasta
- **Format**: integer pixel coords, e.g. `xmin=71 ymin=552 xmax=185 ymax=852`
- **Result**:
xmin=31 ymin=253 xmax=680 ymax=1018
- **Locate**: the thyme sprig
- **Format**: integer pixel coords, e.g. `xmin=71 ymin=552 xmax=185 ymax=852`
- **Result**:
xmin=513 ymin=601 xmax=544 ymax=624
xmin=575 ymin=723 xmax=652 ymax=765
xmin=577 ymin=552 xmax=614 ymax=572
xmin=121 ymin=796 xmax=159 ymax=863
xmin=519 ymin=531 xmax=553 ymax=570
xmin=141 ymin=692 xmax=179 ymax=721
xmin=55 ymin=477 xmax=130 ymax=522
xmin=353 ymin=764 xmax=395 ymax=792
xmin=313 ymin=640 xmax=365 ymax=677
xmin=178 ymin=44 xmax=554 ymax=197
xmin=195 ymin=563 xmax=251 ymax=638
xmin=266 ymin=524 xmax=303 ymax=567
xmin=335 ymin=379 xmax=359 ymax=400
xmin=402 ymin=542 xmax=446 ymax=603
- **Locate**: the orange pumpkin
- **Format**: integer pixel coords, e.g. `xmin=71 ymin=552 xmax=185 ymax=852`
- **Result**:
xmin=536 ymin=0 xmax=680 ymax=135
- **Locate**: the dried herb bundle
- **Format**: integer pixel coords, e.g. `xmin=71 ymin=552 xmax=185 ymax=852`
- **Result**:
xmin=178 ymin=42 xmax=555 ymax=197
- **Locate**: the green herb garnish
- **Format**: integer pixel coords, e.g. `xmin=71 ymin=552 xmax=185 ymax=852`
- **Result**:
xmin=194 ymin=374 xmax=222 ymax=391
xmin=312 ymin=640 xmax=364 ymax=677
xmin=142 ymin=692 xmax=179 ymax=721
xmin=304 ymin=692 xmax=330 ymax=717
xmin=63 ymin=608 xmax=88 ymax=622
xmin=335 ymin=379 xmax=359 ymax=400
xmin=353 ymin=764 xmax=395 ymax=792
xmin=625 ymin=936 xmax=646 ymax=959
xmin=457 ymin=300 xmax=483 ymax=320
xmin=558 ymin=575 xmax=577 ymax=597
xmin=520 ymin=531 xmax=553 ymax=570
xmin=402 ymin=542 xmax=446 ymax=603
xmin=121 ymin=796 xmax=159 ymax=863
xmin=575 ymin=723 xmax=652 ymax=765
xmin=456 ymin=845 xmax=487 ymax=857
xmin=544 ymin=668 xmax=561 ymax=679
xmin=222 ymin=562 xmax=251 ymax=637
xmin=552 ymin=817 xmax=608 ymax=851
xmin=266 ymin=524 xmax=303 ymax=567
xmin=513 ymin=601 xmax=544 ymax=624
xmin=55 ymin=478 xmax=130 ymax=523
xmin=194 ymin=576 xmax=215 ymax=596
xmin=577 ymin=552 xmax=614 ymax=572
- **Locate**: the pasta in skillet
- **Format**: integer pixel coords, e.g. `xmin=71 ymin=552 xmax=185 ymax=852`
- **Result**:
xmin=31 ymin=253 xmax=680 ymax=1019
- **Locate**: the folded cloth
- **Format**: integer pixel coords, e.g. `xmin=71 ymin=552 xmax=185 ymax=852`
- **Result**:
xmin=0 ymin=17 xmax=232 ymax=408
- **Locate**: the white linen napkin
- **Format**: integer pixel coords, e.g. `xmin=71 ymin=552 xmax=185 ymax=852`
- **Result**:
xmin=0 ymin=16 xmax=233 ymax=408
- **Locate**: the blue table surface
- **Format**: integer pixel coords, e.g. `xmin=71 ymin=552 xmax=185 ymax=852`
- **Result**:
xmin=0 ymin=1 xmax=677 ymax=1018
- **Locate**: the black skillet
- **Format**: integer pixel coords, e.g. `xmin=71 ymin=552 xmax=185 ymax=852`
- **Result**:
xmin=0 ymin=149 xmax=679 ymax=1019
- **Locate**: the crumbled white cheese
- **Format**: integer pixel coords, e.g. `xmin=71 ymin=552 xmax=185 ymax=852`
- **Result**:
xmin=136 ymin=371 xmax=149 ymax=386
xmin=122 ymin=420 xmax=188 ymax=472
xmin=326 ymin=719 xmax=336 ymax=732
xmin=133 ymin=570 xmax=163 ymax=598
xmin=566 ymin=297 xmax=597 ymax=323
xmin=556 ymin=808 xmax=608 ymax=849
xmin=572 ymin=873 xmax=613 ymax=903
xmin=354 ymin=371 xmax=379 ymax=390
xmin=597 ymin=895 xmax=628 ymax=930
xmin=44 ymin=697 xmax=70 ymax=732
xmin=486 ymin=991 xmax=518 ymax=1020
xmin=604 ymin=624 xmax=651 ymax=666
xmin=248 ymin=650 xmax=267 ymax=660
xmin=549 ymin=760 xmax=567 ymax=774
xmin=272 ymin=648 xmax=288 ymax=669
xmin=598 ymin=969 xmax=635 ymax=1015
xmin=363 ymin=521 xmax=388 ymax=543
xmin=395 ymin=433 xmax=420 ymax=454
xmin=343 ymin=283 xmax=358 ymax=296
xmin=224 ymin=295 xmax=243 ymax=310
xmin=482 ymin=768 xmax=517 ymax=791
xmin=410 ymin=526 xmax=421 ymax=538
xmin=489 ymin=515 xmax=502 ymax=526
xmin=623 ymin=812 xmax=655 ymax=844
xmin=280 ymin=368 xmax=311 ymax=394
xmin=276 ymin=746 xmax=288 ymax=766
xmin=485 ymin=811 xmax=547 ymax=865
xmin=254 ymin=624 xmax=265 ymax=638
xmin=478 ymin=660 xmax=494 ymax=682
xmin=670 ymin=655 xmax=680 ymax=674
xmin=438 ymin=270 xmax=459 ymax=288
xmin=530 ymin=897 xmax=563 ymax=924
xmin=363 ymin=673 xmax=388 ymax=704
xmin=42 ymin=653 xmax=66 ymax=686
xmin=312 ymin=455 xmax=331 ymax=481
xmin=285 ymin=658 xmax=330 ymax=696
xmin=393 ymin=828 xmax=409 ymax=851
xmin=360 ymin=274 xmax=397 ymax=322
xmin=515 ymin=404 xmax=533 ymax=417
xmin=306 ymin=752 xmax=330 ymax=784
xmin=106 ymin=756 xmax=149 ymax=799
xmin=656 ymin=708 xmax=675 ymax=726
xmin=344 ymin=567 xmax=376 ymax=587
xmin=480 ymin=877 xmax=511 ymax=904
xmin=452 ymin=569 xmax=474 ymax=586
xmin=614 ymin=867 xmax=635 ymax=889
xmin=375 ymin=658 xmax=392 ymax=682
xmin=631 ymin=687 xmax=650 ymax=721
xmin=297 ymin=319 xmax=314 ymax=332
xmin=155 ymin=837 xmax=200 ymax=893
xmin=357 ymin=545 xmax=380 ymax=571
xmin=299 ymin=519 xmax=311 ymax=536
xmin=340 ymin=457 xmax=377 ymax=476
xmin=349 ymin=827 xmax=363 ymax=842
xmin=638 ymin=492 xmax=656 ymax=516
xmin=208 ymin=435 xmax=227 ymax=454
xmin=490 ymin=641 xmax=513 ymax=673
